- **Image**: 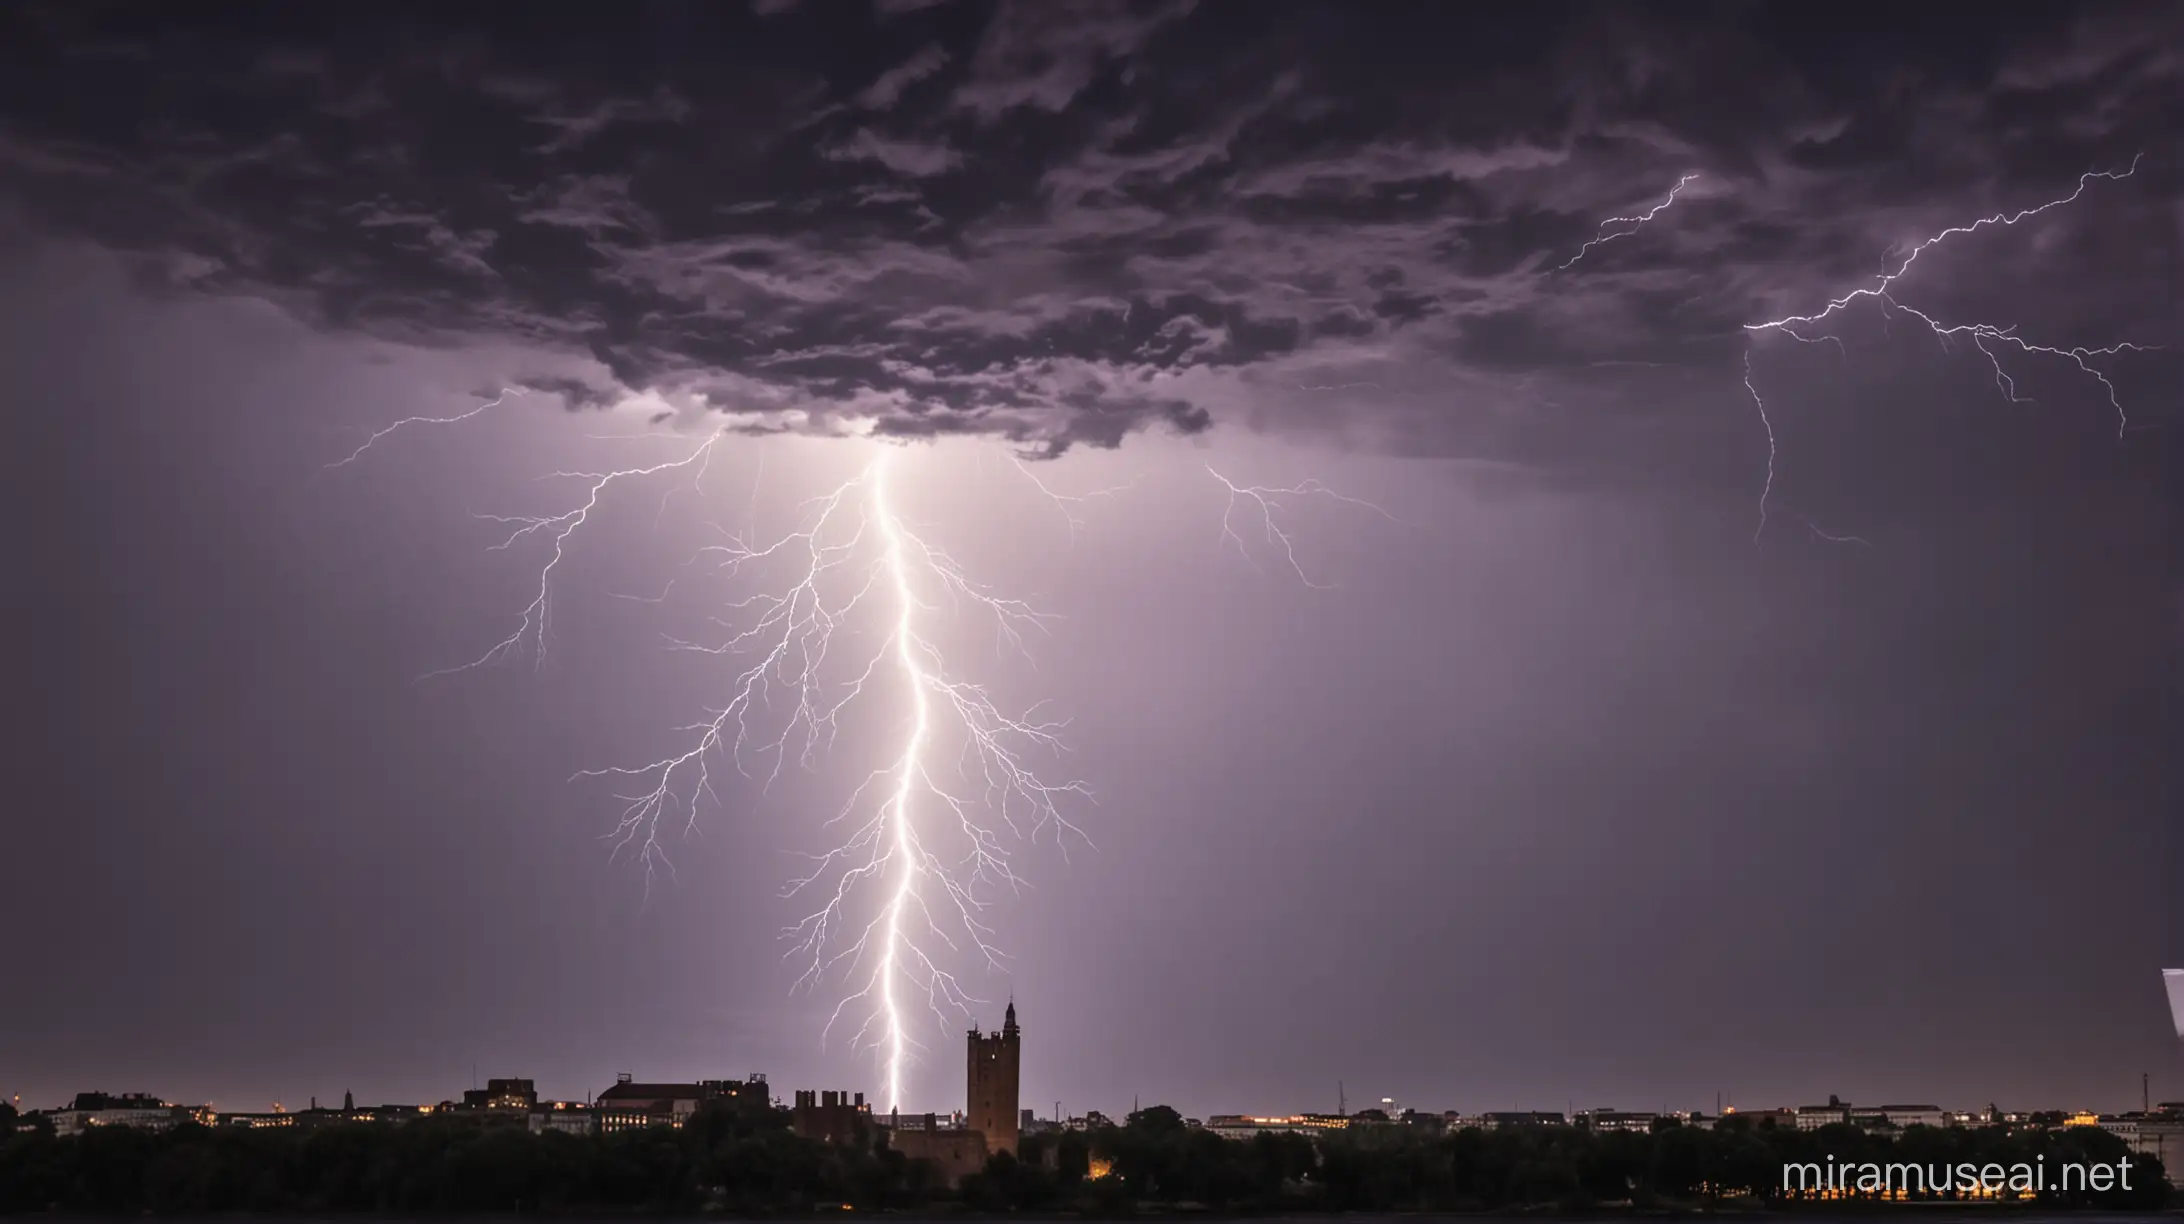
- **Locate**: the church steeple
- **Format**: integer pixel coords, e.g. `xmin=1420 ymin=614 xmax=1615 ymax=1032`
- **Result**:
xmin=1003 ymin=997 xmax=1017 ymax=1037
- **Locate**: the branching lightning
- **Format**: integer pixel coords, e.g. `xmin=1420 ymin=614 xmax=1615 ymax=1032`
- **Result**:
xmin=1207 ymin=465 xmax=1395 ymax=589
xmin=1558 ymin=172 xmax=1699 ymax=270
xmin=324 ymin=386 xmax=526 ymax=470
xmin=334 ymin=401 xmax=1380 ymax=1110
xmin=578 ymin=444 xmax=1097 ymax=1113
xmin=1742 ymin=154 xmax=2157 ymax=540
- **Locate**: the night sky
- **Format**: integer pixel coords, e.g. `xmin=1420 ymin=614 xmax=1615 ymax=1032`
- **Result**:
xmin=4 ymin=1 xmax=2180 ymax=1121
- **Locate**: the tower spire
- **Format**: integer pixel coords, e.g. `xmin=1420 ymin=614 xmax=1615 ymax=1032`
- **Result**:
xmin=967 ymin=999 xmax=1022 ymax=1158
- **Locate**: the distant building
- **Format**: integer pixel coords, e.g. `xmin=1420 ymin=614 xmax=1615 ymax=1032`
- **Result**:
xmin=792 ymin=1090 xmax=871 ymax=1144
xmin=2086 ymin=1112 xmax=2184 ymax=1187
xmin=1397 ymin=1109 xmax=1448 ymax=1135
xmin=461 ymin=1078 xmax=537 ymax=1114
xmin=1795 ymin=1095 xmax=1850 ymax=1130
xmin=1850 ymin=1104 xmax=1943 ymax=1130
xmin=594 ymin=1073 xmax=771 ymax=1133
xmin=1575 ymin=1108 xmax=1658 ymax=1133
xmin=1205 ymin=1114 xmax=1350 ymax=1140
xmin=528 ymin=1105 xmax=596 ymax=1136
xmin=1474 ymin=1110 xmax=1568 ymax=1129
xmin=886 ymin=1112 xmax=990 ymax=1186
xmin=276 ymin=1096 xmax=441 ymax=1129
xmin=1720 ymin=1107 xmax=1797 ymax=1130
xmin=218 ymin=1112 xmax=295 ymax=1129
xmin=1971 ymin=1104 xmax=2045 ymax=1128
xmin=2128 ymin=1118 xmax=2184 ymax=1188
xmin=49 ymin=1092 xmax=207 ymax=1136
xmin=966 ymin=1002 xmax=1020 ymax=1156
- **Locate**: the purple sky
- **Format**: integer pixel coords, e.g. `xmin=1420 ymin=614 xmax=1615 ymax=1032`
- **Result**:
xmin=4 ymin=1 xmax=2181 ymax=1120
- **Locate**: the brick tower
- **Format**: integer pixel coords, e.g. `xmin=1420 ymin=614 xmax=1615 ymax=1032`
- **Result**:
xmin=966 ymin=1000 xmax=1021 ymax=1156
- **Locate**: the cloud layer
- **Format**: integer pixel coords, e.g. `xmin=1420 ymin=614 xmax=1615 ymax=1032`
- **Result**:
xmin=0 ymin=1 xmax=2175 ymax=465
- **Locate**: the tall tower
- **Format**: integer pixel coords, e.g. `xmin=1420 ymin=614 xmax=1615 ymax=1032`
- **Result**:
xmin=966 ymin=1000 xmax=1021 ymax=1156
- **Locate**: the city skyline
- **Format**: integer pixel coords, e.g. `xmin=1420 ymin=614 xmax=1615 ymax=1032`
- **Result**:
xmin=13 ymin=980 xmax=2184 ymax=1123
xmin=6 ymin=1 xmax=2180 ymax=1120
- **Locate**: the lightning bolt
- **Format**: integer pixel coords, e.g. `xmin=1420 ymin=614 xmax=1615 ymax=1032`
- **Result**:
xmin=1008 ymin=456 xmax=1139 ymax=541
xmin=1557 ymin=172 xmax=1699 ymax=271
xmin=1741 ymin=348 xmax=1780 ymax=544
xmin=1742 ymin=154 xmax=2157 ymax=540
xmin=333 ymin=397 xmax=1376 ymax=1110
xmin=323 ymin=386 xmax=526 ymax=470
xmin=555 ymin=442 xmax=1089 ymax=1113
xmin=1206 ymin=465 xmax=1394 ymax=589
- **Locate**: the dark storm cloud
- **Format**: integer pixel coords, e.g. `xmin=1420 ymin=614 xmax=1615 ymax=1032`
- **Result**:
xmin=0 ymin=1 xmax=2175 ymax=461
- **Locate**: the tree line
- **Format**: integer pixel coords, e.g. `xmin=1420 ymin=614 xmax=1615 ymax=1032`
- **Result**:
xmin=0 ymin=1098 xmax=2167 ymax=1213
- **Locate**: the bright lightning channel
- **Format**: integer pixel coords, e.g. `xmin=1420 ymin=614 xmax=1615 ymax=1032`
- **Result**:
xmin=331 ymin=402 xmax=1378 ymax=1112
xmin=571 ymin=442 xmax=1089 ymax=1115
xmin=1742 ymin=154 xmax=2156 ymax=540
xmin=1557 ymin=172 xmax=1699 ymax=271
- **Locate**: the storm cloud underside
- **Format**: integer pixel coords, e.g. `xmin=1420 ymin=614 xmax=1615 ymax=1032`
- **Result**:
xmin=1 ymin=1 xmax=2176 ymax=493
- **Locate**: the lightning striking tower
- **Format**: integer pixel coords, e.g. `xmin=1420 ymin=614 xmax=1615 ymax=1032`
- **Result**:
xmin=332 ymin=411 xmax=1378 ymax=1111
xmin=574 ymin=441 xmax=1089 ymax=1114
xmin=1742 ymin=155 xmax=2154 ymax=540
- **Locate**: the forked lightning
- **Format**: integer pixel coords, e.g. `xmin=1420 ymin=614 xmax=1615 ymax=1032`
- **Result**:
xmin=331 ymin=415 xmax=1377 ymax=1110
xmin=1558 ymin=172 xmax=1700 ymax=270
xmin=1743 ymin=155 xmax=2155 ymax=540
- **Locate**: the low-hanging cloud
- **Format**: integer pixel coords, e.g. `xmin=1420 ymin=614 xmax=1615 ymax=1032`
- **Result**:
xmin=0 ymin=1 xmax=2173 ymax=467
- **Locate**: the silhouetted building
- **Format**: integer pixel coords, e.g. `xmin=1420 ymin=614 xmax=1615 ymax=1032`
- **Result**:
xmin=1795 ymin=1095 xmax=1850 ymax=1129
xmin=966 ymin=1000 xmax=1020 ymax=1156
xmin=461 ymin=1078 xmax=537 ymax=1113
xmin=886 ymin=1112 xmax=990 ymax=1186
xmin=1398 ymin=1109 xmax=1449 ymax=1134
xmin=595 ymin=1073 xmax=770 ymax=1132
xmin=1849 ymin=1103 xmax=1944 ymax=1130
xmin=792 ymin=1090 xmax=871 ymax=1144
xmin=699 ymin=1076 xmax=773 ymax=1113
xmin=1205 ymin=1114 xmax=1350 ymax=1140
xmin=529 ymin=1104 xmax=596 ymax=1136
xmin=49 ymin=1092 xmax=208 ymax=1137
xmin=2129 ymin=1119 xmax=2184 ymax=1188
xmin=1576 ymin=1107 xmax=1659 ymax=1133
xmin=1475 ymin=1110 xmax=1567 ymax=1129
